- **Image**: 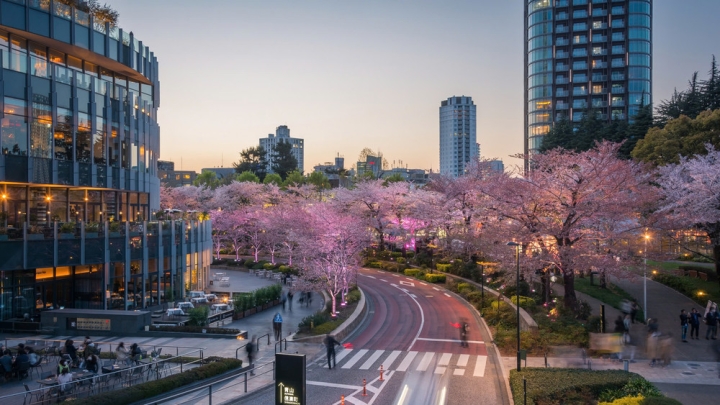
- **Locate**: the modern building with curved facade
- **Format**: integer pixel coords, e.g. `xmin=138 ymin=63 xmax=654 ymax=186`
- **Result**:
xmin=524 ymin=0 xmax=652 ymax=166
xmin=0 ymin=0 xmax=211 ymax=325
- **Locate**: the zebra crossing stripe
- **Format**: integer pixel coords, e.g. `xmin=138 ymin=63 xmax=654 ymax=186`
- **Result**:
xmin=332 ymin=349 xmax=353 ymax=366
xmin=474 ymin=355 xmax=487 ymax=377
xmin=342 ymin=349 xmax=369 ymax=369
xmin=360 ymin=350 xmax=385 ymax=370
xmin=434 ymin=366 xmax=446 ymax=375
xmin=438 ymin=353 xmax=452 ymax=366
xmin=453 ymin=368 xmax=465 ymax=376
xmin=457 ymin=354 xmax=469 ymax=367
xmin=378 ymin=350 xmax=402 ymax=370
xmin=396 ymin=351 xmax=418 ymax=372
xmin=417 ymin=352 xmax=435 ymax=372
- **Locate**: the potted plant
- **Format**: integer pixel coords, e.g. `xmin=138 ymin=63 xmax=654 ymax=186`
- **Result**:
xmin=27 ymin=225 xmax=44 ymax=240
xmin=109 ymin=221 xmax=122 ymax=237
xmin=0 ymin=227 xmax=7 ymax=241
xmin=59 ymin=222 xmax=76 ymax=238
xmin=85 ymin=221 xmax=100 ymax=238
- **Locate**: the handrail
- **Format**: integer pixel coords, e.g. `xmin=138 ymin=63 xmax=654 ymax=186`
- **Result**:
xmin=141 ymin=360 xmax=276 ymax=405
xmin=235 ymin=342 xmax=249 ymax=359
xmin=274 ymin=339 xmax=287 ymax=354
xmin=258 ymin=333 xmax=271 ymax=347
xmin=3 ymin=338 xmax=205 ymax=359
xmin=0 ymin=348 xmax=205 ymax=403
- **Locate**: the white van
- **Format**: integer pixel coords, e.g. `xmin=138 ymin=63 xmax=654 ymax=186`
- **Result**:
xmin=176 ymin=302 xmax=194 ymax=312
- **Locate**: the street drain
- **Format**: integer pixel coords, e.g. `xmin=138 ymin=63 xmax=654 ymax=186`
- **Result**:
xmin=681 ymin=371 xmax=694 ymax=375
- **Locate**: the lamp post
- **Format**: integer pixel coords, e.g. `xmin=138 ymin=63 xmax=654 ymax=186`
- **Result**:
xmin=480 ymin=264 xmax=485 ymax=317
xmin=643 ymin=233 xmax=650 ymax=322
xmin=507 ymin=241 xmax=522 ymax=372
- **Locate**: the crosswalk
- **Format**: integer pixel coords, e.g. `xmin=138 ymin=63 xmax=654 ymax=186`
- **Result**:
xmin=319 ymin=349 xmax=488 ymax=377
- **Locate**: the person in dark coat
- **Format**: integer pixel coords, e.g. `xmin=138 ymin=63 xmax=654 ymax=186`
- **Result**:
xmin=246 ymin=336 xmax=256 ymax=375
xmin=689 ymin=308 xmax=701 ymax=340
xmin=273 ymin=312 xmax=283 ymax=341
xmin=324 ymin=335 xmax=341 ymax=369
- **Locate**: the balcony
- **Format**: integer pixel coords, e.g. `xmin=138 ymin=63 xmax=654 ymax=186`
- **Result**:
xmin=591 ymin=88 xmax=607 ymax=95
xmin=612 ymin=47 xmax=625 ymax=55
xmin=612 ymin=21 xmax=625 ymax=28
xmin=592 ymin=9 xmax=608 ymax=17
xmin=556 ymin=103 xmax=570 ymax=110
xmin=572 ymin=50 xmax=588 ymax=57
xmin=611 ymin=60 xmax=626 ymax=68
xmin=556 ymin=77 xmax=570 ymax=84
xmin=573 ymin=11 xmax=588 ymax=18
xmin=557 ymin=90 xmax=570 ymax=97
xmin=611 ymin=7 xmax=625 ymax=14
xmin=592 ymin=74 xmax=607 ymax=81
xmin=592 ymin=49 xmax=608 ymax=56
xmin=612 ymin=113 xmax=627 ymax=120
xmin=556 ymin=0 xmax=569 ymax=6
xmin=592 ymin=23 xmax=608 ymax=30
xmin=573 ymin=89 xmax=589 ymax=96
xmin=611 ymin=100 xmax=626 ymax=107
xmin=573 ymin=76 xmax=588 ymax=83
xmin=611 ymin=73 xmax=626 ymax=81
xmin=557 ymin=26 xmax=570 ymax=33
xmin=573 ymin=63 xmax=589 ymax=70
xmin=612 ymin=33 xmax=625 ymax=41
xmin=611 ymin=87 xmax=625 ymax=93
xmin=557 ymin=13 xmax=569 ymax=20
xmin=557 ymin=64 xmax=570 ymax=71
xmin=556 ymin=39 xmax=570 ymax=46
xmin=592 ymin=101 xmax=608 ymax=108
xmin=573 ymin=102 xmax=588 ymax=109
xmin=592 ymin=62 xmax=608 ymax=69
xmin=592 ymin=35 xmax=607 ymax=42
xmin=557 ymin=51 xmax=570 ymax=58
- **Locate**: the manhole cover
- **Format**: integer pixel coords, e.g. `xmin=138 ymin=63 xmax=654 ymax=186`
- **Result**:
xmin=688 ymin=363 xmax=700 ymax=367
xmin=681 ymin=371 xmax=694 ymax=375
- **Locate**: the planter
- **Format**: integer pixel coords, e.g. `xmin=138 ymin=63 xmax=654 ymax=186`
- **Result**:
xmin=85 ymin=232 xmax=99 ymax=238
xmin=59 ymin=233 xmax=74 ymax=239
xmin=273 ymin=299 xmax=280 ymax=306
xmin=244 ymin=308 xmax=257 ymax=316
xmin=233 ymin=312 xmax=244 ymax=320
xmin=0 ymin=235 xmax=7 ymax=241
xmin=27 ymin=234 xmax=44 ymax=240
xmin=109 ymin=232 xmax=122 ymax=238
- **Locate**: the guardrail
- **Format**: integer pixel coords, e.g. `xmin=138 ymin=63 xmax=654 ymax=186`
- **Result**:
xmin=140 ymin=360 xmax=276 ymax=405
xmin=0 ymin=348 xmax=205 ymax=405
xmin=234 ymin=333 xmax=271 ymax=359
xmin=3 ymin=338 xmax=205 ymax=358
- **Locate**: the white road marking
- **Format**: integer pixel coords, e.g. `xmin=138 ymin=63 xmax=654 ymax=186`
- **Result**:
xmin=410 ymin=294 xmax=417 ymax=298
xmin=434 ymin=366 xmax=446 ymax=374
xmin=433 ymin=287 xmax=439 ymax=291
xmin=381 ymin=279 xmax=388 ymax=282
xmin=366 ymin=275 xmax=376 ymax=279
xmin=379 ymin=350 xmax=402 ymax=370
xmin=453 ymin=368 xmax=465 ymax=376
xmin=342 ymin=349 xmax=369 ymax=369
xmin=396 ymin=351 xmax=418 ymax=372
xmin=333 ymin=349 xmax=353 ymax=365
xmin=392 ymin=274 xmax=399 ymax=277
xmin=416 ymin=337 xmax=484 ymax=344
xmin=345 ymin=396 xmax=367 ymax=405
xmin=444 ymin=293 xmax=451 ymax=297
xmin=308 ymin=381 xmax=362 ymax=389
xmin=438 ymin=353 xmax=452 ymax=366
xmin=417 ymin=352 xmax=435 ymax=372
xmin=457 ymin=354 xmax=470 ymax=367
xmin=474 ymin=355 xmax=487 ymax=377
xmin=399 ymin=280 xmax=415 ymax=287
xmin=420 ymin=282 xmax=427 ymax=286
xmin=360 ymin=350 xmax=385 ymax=370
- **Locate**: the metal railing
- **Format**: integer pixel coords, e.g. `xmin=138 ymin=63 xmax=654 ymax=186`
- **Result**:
xmin=0 ymin=348 xmax=205 ymax=405
xmin=234 ymin=334 xmax=271 ymax=359
xmin=142 ymin=361 xmax=276 ymax=405
xmin=4 ymin=338 xmax=205 ymax=359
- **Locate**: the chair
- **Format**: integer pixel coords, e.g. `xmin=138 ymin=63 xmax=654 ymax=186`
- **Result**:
xmin=40 ymin=371 xmax=53 ymax=379
xmin=29 ymin=359 xmax=43 ymax=379
xmin=23 ymin=383 xmax=43 ymax=405
xmin=16 ymin=361 xmax=31 ymax=380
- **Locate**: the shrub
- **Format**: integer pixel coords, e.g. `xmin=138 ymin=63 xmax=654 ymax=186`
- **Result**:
xmin=599 ymin=377 xmax=662 ymax=403
xmin=376 ymin=251 xmax=392 ymax=260
xmin=396 ymin=257 xmax=406 ymax=264
xmin=436 ymin=263 xmax=452 ymax=272
xmin=188 ymin=306 xmax=209 ymax=326
xmin=299 ymin=311 xmax=332 ymax=332
xmin=212 ymin=258 xmax=227 ymax=265
xmin=652 ymin=274 xmax=701 ymax=303
xmin=510 ymin=295 xmax=536 ymax=309
xmin=313 ymin=321 xmax=340 ymax=335
xmin=71 ymin=358 xmax=243 ymax=405
xmin=263 ymin=263 xmax=276 ymax=270
xmin=424 ymin=273 xmax=446 ymax=283
xmin=457 ymin=282 xmax=474 ymax=293
xmin=391 ymin=252 xmax=403 ymax=258
xmin=639 ymin=398 xmax=682 ymax=405
xmin=510 ymin=368 xmax=641 ymax=405
xmin=244 ymin=260 xmax=256 ymax=268
xmin=346 ymin=289 xmax=361 ymax=304
xmin=252 ymin=263 xmax=265 ymax=269
xmin=406 ymin=251 xmax=415 ymax=258
xmin=404 ymin=269 xmax=423 ymax=278
xmin=465 ymin=291 xmax=483 ymax=304
xmin=600 ymin=396 xmax=645 ymax=405
xmin=365 ymin=261 xmax=383 ymax=269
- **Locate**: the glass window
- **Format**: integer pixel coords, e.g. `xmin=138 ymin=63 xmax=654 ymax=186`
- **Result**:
xmin=628 ymin=1 xmax=650 ymax=14
xmin=629 ymin=40 xmax=650 ymax=53
xmin=77 ymin=113 xmax=92 ymax=163
xmin=53 ymin=1 xmax=71 ymax=19
xmin=529 ymin=48 xmax=552 ymax=62
xmin=2 ymin=97 xmax=28 ymax=156
xmin=529 ymin=34 xmax=552 ymax=51
xmin=628 ymin=67 xmax=650 ymax=80
xmin=55 ymin=65 xmax=72 ymax=85
xmin=54 ymin=108 xmax=73 ymax=160
xmin=529 ymin=22 xmax=553 ymax=38
xmin=529 ymin=9 xmax=552 ymax=26
xmin=628 ymin=53 xmax=650 ymax=67
xmin=529 ymin=73 xmax=553 ymax=87
xmin=528 ymin=86 xmax=552 ymax=100
xmin=49 ymin=49 xmax=64 ymax=64
xmin=628 ymin=14 xmax=650 ymax=27
xmin=94 ymin=117 xmax=106 ymax=165
xmin=628 ymin=80 xmax=650 ymax=93
xmin=628 ymin=28 xmax=650 ymax=41
xmin=530 ymin=0 xmax=551 ymax=11
xmin=572 ymin=22 xmax=588 ymax=31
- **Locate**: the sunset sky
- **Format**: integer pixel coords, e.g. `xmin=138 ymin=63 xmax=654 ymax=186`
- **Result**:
xmin=110 ymin=0 xmax=720 ymax=173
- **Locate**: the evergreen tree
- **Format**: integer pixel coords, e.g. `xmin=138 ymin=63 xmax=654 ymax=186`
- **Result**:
xmin=539 ymin=115 xmax=573 ymax=152
xmin=270 ymin=140 xmax=299 ymax=180
xmin=233 ymin=146 xmax=268 ymax=181
xmin=703 ymin=55 xmax=720 ymax=111
xmin=619 ymin=104 xmax=652 ymax=159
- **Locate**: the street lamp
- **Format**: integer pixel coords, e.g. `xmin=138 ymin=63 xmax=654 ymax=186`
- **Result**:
xmin=643 ymin=233 xmax=650 ymax=323
xmin=507 ymin=241 xmax=522 ymax=372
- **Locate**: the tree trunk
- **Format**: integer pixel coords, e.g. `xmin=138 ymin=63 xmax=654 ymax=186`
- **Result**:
xmin=563 ymin=271 xmax=578 ymax=312
xmin=378 ymin=230 xmax=386 ymax=251
xmin=540 ymin=271 xmax=549 ymax=305
xmin=329 ymin=291 xmax=337 ymax=316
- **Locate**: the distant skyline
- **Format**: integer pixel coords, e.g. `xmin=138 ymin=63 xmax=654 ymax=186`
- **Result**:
xmin=111 ymin=0 xmax=720 ymax=173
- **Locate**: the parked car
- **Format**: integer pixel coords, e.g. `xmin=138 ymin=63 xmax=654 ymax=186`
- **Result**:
xmin=188 ymin=291 xmax=205 ymax=299
xmin=166 ymin=308 xmax=187 ymax=317
xmin=191 ymin=297 xmax=208 ymax=305
xmin=176 ymin=302 xmax=194 ymax=312
xmin=205 ymin=294 xmax=218 ymax=302
xmin=211 ymin=303 xmax=230 ymax=312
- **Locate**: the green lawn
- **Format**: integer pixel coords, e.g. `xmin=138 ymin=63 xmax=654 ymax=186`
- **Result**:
xmin=574 ymin=277 xmax=644 ymax=322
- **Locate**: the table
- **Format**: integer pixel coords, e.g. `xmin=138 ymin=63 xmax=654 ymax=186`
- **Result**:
xmin=102 ymin=364 xmax=129 ymax=374
xmin=37 ymin=371 xmax=95 ymax=386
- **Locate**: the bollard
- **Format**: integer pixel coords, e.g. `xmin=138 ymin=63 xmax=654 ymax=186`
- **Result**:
xmin=523 ymin=377 xmax=527 ymax=405
xmin=544 ymin=352 xmax=548 ymax=368
xmin=623 ymin=359 xmax=629 ymax=372
xmin=341 ymin=395 xmax=345 ymax=405
xmin=379 ymin=365 xmax=384 ymax=381
xmin=587 ymin=359 xmax=592 ymax=370
xmin=362 ymin=378 xmax=367 ymax=396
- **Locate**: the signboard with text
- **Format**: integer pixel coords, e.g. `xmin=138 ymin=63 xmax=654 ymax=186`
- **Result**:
xmin=77 ymin=318 xmax=112 ymax=331
xmin=275 ymin=353 xmax=306 ymax=405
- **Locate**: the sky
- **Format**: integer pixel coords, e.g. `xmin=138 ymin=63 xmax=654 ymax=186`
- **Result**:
xmin=109 ymin=0 xmax=720 ymax=173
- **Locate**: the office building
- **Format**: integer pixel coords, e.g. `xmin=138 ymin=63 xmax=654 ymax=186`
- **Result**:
xmin=158 ymin=160 xmax=197 ymax=187
xmin=439 ymin=96 xmax=478 ymax=177
xmin=259 ymin=125 xmax=304 ymax=174
xmin=524 ymin=0 xmax=652 ymax=163
xmin=0 ymin=1 xmax=212 ymax=324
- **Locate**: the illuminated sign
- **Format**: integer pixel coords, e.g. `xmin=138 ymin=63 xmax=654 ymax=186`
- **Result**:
xmin=275 ymin=353 xmax=306 ymax=405
xmin=77 ymin=318 xmax=112 ymax=331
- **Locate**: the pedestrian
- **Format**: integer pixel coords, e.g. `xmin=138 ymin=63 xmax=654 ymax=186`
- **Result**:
xmin=281 ymin=292 xmax=287 ymax=310
xmin=460 ymin=319 xmax=469 ymax=348
xmin=324 ymin=334 xmax=341 ymax=369
xmin=621 ymin=299 xmax=631 ymax=316
xmin=307 ymin=291 xmax=312 ymax=307
xmin=647 ymin=318 xmax=660 ymax=367
xmin=706 ymin=305 xmax=718 ymax=340
xmin=630 ymin=301 xmax=639 ymax=324
xmin=246 ymin=335 xmax=256 ymax=375
xmin=623 ymin=314 xmax=635 ymax=362
xmin=273 ymin=312 xmax=283 ymax=341
xmin=690 ymin=308 xmax=701 ymax=340
xmin=658 ymin=333 xmax=673 ymax=367
xmin=288 ymin=291 xmax=294 ymax=311
xmin=680 ymin=309 xmax=689 ymax=342
xmin=614 ymin=315 xmax=625 ymax=360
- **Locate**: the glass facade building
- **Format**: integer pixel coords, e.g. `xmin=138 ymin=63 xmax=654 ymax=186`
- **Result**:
xmin=0 ymin=0 xmax=212 ymax=323
xmin=524 ymin=0 xmax=652 ymax=165
xmin=439 ymin=96 xmax=478 ymax=178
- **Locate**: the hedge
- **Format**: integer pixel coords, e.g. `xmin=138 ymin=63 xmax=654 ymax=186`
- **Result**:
xmin=71 ymin=357 xmax=243 ymax=405
xmin=424 ymin=273 xmax=446 ymax=283
xmin=404 ymin=269 xmax=423 ymax=278
xmin=436 ymin=263 xmax=452 ymax=272
xmin=510 ymin=368 xmax=639 ymax=405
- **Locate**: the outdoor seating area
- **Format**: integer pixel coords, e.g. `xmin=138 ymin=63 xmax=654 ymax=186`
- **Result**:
xmin=250 ymin=269 xmax=297 ymax=286
xmin=0 ymin=339 xmax=202 ymax=404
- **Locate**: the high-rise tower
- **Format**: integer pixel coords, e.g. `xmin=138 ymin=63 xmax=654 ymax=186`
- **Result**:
xmin=524 ymin=0 xmax=652 ymax=165
xmin=439 ymin=96 xmax=477 ymax=177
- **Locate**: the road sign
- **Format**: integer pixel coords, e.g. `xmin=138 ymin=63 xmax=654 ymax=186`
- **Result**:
xmin=276 ymin=353 xmax=306 ymax=405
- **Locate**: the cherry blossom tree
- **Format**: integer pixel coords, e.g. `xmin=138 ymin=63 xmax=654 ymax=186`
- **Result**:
xmin=479 ymin=142 xmax=656 ymax=310
xmin=656 ymin=145 xmax=720 ymax=281
xmin=335 ymin=179 xmax=399 ymax=251
xmin=212 ymin=181 xmax=264 ymax=212
xmin=209 ymin=210 xmax=227 ymax=260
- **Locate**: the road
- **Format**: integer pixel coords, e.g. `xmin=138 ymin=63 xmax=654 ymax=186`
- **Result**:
xmin=245 ymin=268 xmax=509 ymax=405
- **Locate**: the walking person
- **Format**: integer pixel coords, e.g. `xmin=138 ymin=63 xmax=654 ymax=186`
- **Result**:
xmin=623 ymin=314 xmax=635 ymax=362
xmin=273 ymin=312 xmax=283 ymax=341
xmin=246 ymin=336 xmax=256 ymax=375
xmin=690 ymin=308 xmax=701 ymax=340
xmin=281 ymin=292 xmax=287 ymax=310
xmin=614 ymin=315 xmax=625 ymax=360
xmin=324 ymin=334 xmax=341 ymax=369
xmin=307 ymin=291 xmax=312 ymax=308
xmin=287 ymin=291 xmax=294 ymax=311
xmin=647 ymin=318 xmax=660 ymax=367
xmin=706 ymin=305 xmax=718 ymax=340
xmin=680 ymin=309 xmax=689 ymax=342
xmin=460 ymin=319 xmax=469 ymax=348
xmin=630 ymin=300 xmax=639 ymax=324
